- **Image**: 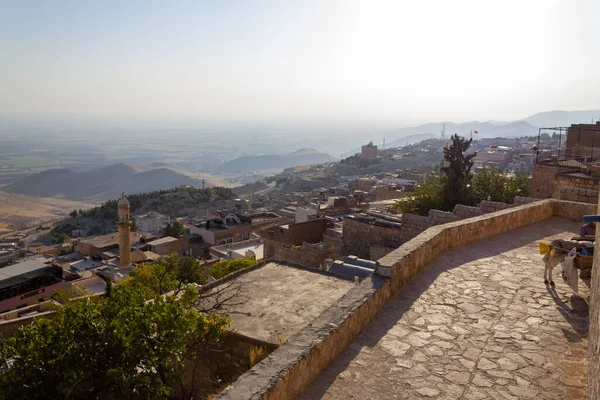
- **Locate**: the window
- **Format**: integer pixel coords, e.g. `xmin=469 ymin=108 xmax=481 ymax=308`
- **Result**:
xmin=236 ymin=234 xmax=243 ymax=241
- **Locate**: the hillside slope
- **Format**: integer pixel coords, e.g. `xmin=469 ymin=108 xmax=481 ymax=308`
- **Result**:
xmin=214 ymin=148 xmax=335 ymax=173
xmin=3 ymin=162 xmax=211 ymax=202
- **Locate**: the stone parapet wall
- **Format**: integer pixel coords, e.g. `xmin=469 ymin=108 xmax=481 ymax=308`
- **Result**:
xmin=428 ymin=209 xmax=460 ymax=226
xmin=218 ymin=199 xmax=592 ymax=400
xmin=552 ymin=199 xmax=596 ymax=222
xmin=452 ymin=204 xmax=484 ymax=219
xmin=514 ymin=196 xmax=540 ymax=205
xmin=589 ymin=196 xmax=600 ymax=400
xmin=399 ymin=213 xmax=429 ymax=240
xmin=479 ymin=200 xmax=514 ymax=213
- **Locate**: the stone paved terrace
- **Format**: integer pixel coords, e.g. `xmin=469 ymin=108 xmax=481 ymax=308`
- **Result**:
xmin=299 ymin=219 xmax=589 ymax=400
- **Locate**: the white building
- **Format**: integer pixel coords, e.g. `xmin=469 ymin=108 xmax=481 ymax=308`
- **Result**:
xmin=134 ymin=212 xmax=170 ymax=234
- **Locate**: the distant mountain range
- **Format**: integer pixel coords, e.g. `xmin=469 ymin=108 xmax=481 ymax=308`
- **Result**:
xmin=214 ymin=148 xmax=336 ymax=173
xmin=2 ymin=163 xmax=210 ymax=202
xmin=346 ymin=110 xmax=600 ymax=156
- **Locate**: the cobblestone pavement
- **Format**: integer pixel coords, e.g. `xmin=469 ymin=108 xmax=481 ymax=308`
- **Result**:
xmin=299 ymin=219 xmax=589 ymax=400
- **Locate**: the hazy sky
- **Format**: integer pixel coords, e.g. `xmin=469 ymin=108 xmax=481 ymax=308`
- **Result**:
xmin=1 ymin=0 xmax=598 ymax=125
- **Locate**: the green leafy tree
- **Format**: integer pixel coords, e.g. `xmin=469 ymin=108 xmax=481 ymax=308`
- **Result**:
xmin=69 ymin=209 xmax=78 ymax=218
xmin=441 ymin=134 xmax=477 ymax=210
xmin=471 ymin=168 xmax=507 ymax=203
xmin=128 ymin=254 xmax=256 ymax=298
xmin=210 ymin=257 xmax=256 ymax=280
xmin=129 ymin=253 xmax=207 ymax=297
xmin=396 ymin=174 xmax=446 ymax=216
xmin=162 ymin=221 xmax=185 ymax=238
xmin=472 ymin=169 xmax=530 ymax=203
xmin=0 ymin=283 xmax=230 ymax=400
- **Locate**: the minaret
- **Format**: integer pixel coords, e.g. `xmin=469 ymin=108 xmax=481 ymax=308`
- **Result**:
xmin=117 ymin=193 xmax=132 ymax=267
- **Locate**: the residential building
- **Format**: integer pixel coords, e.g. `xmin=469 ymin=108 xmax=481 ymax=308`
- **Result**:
xmin=0 ymin=258 xmax=70 ymax=313
xmin=565 ymin=121 xmax=600 ymax=160
xmin=360 ymin=141 xmax=378 ymax=160
xmin=134 ymin=212 xmax=170 ymax=235
xmin=146 ymin=236 xmax=179 ymax=256
xmin=77 ymin=231 xmax=141 ymax=258
xmin=186 ymin=213 xmax=252 ymax=245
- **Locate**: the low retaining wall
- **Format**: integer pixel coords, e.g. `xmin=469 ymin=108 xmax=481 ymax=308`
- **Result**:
xmin=217 ymin=199 xmax=594 ymax=400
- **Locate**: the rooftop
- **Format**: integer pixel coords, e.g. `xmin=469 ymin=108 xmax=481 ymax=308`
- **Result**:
xmin=212 ymin=239 xmax=264 ymax=259
xmin=300 ymin=218 xmax=589 ymax=399
xmin=79 ymin=232 xmax=141 ymax=249
xmin=0 ymin=258 xmax=51 ymax=282
xmin=208 ymin=262 xmax=354 ymax=344
xmin=147 ymin=236 xmax=179 ymax=246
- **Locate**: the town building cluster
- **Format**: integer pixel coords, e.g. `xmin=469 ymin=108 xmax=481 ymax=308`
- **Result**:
xmin=1 ymin=123 xmax=600 ymax=398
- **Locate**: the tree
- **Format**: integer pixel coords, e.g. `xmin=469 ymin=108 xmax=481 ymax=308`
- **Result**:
xmin=471 ymin=169 xmax=530 ymax=204
xmin=471 ymin=168 xmax=507 ymax=203
xmin=441 ymin=134 xmax=476 ymax=210
xmin=162 ymin=221 xmax=185 ymax=238
xmin=0 ymin=280 xmax=229 ymax=400
xmin=70 ymin=209 xmax=78 ymax=218
xmin=396 ymin=174 xmax=446 ymax=216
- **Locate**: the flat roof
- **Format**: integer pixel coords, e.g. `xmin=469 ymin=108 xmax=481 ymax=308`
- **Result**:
xmin=0 ymin=259 xmax=50 ymax=282
xmin=224 ymin=241 xmax=264 ymax=259
xmin=70 ymin=259 xmax=103 ymax=271
xmin=147 ymin=236 xmax=179 ymax=246
xmin=206 ymin=262 xmax=354 ymax=344
xmin=79 ymin=232 xmax=140 ymax=249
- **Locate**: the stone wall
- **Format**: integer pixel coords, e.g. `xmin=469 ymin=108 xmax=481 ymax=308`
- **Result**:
xmin=452 ymin=204 xmax=484 ymax=219
xmin=531 ymin=162 xmax=600 ymax=204
xmin=590 ymin=195 xmax=600 ymax=399
xmin=399 ymin=213 xmax=429 ymax=240
xmin=218 ymin=199 xmax=593 ymax=400
xmin=370 ymin=244 xmax=396 ymax=260
xmin=531 ymin=163 xmax=564 ymax=199
xmin=176 ymin=332 xmax=279 ymax=400
xmin=263 ymin=239 xmax=336 ymax=269
xmin=558 ymin=185 xmax=599 ymax=204
xmin=375 ymin=186 xmax=406 ymax=201
xmin=513 ymin=196 xmax=540 ymax=206
xmin=260 ymin=219 xmax=329 ymax=246
xmin=552 ymin=199 xmax=597 ymax=222
xmin=342 ymin=216 xmax=404 ymax=259
xmin=479 ymin=200 xmax=513 ymax=213
xmin=428 ymin=209 xmax=459 ymax=226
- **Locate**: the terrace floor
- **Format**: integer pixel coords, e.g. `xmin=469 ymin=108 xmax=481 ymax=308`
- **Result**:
xmin=299 ymin=218 xmax=589 ymax=400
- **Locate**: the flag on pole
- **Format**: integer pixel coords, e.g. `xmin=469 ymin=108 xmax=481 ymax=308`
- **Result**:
xmin=474 ymin=130 xmax=479 ymax=134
